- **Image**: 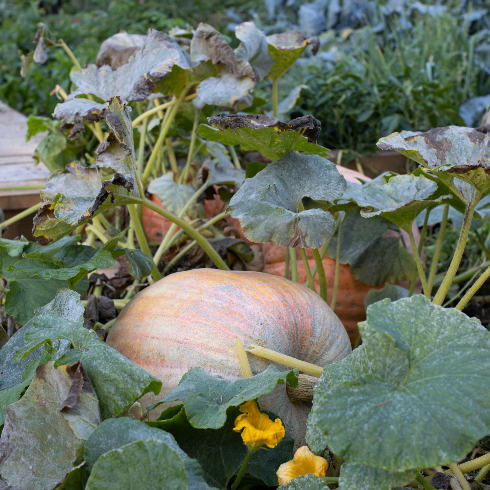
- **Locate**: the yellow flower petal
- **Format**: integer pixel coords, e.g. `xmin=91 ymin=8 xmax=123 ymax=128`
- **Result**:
xmin=233 ymin=400 xmax=285 ymax=449
xmin=276 ymin=446 xmax=328 ymax=485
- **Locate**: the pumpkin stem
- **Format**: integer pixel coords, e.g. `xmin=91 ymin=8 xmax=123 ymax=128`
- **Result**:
xmin=235 ymin=338 xmax=253 ymax=378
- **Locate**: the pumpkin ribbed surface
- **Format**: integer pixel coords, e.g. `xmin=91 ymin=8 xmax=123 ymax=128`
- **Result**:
xmin=106 ymin=269 xmax=351 ymax=446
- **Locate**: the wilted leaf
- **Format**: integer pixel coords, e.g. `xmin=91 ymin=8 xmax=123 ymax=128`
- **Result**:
xmin=160 ymin=365 xmax=298 ymax=429
xmin=309 ymin=295 xmax=490 ymax=470
xmin=148 ymin=173 xmax=195 ymax=214
xmin=280 ymin=474 xmax=330 ymax=490
xmin=364 ymin=284 xmax=409 ymax=310
xmin=377 ymin=127 xmax=490 ymax=200
xmin=338 ymin=463 xmax=416 ymax=490
xmin=198 ymin=115 xmax=326 ymax=160
xmin=191 ymin=23 xmax=255 ymax=80
xmin=343 ymin=173 xmax=452 ymax=232
xmin=21 ymin=23 xmax=58 ymax=76
xmin=53 ymin=98 xmax=107 ymax=125
xmin=85 ymin=439 xmax=187 ymax=490
xmin=148 ymin=405 xmax=293 ymax=489
xmin=0 ymin=362 xmax=100 ymax=490
xmin=95 ymin=31 xmax=146 ymax=69
xmin=84 ymin=418 xmax=213 ymax=489
xmin=15 ymin=288 xmax=162 ymax=419
xmin=229 ymin=152 xmax=345 ymax=248
xmin=235 ymin=22 xmax=274 ymax=81
xmin=267 ymin=31 xmax=318 ymax=81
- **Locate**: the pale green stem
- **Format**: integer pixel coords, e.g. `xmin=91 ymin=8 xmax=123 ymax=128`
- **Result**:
xmin=179 ymin=107 xmax=201 ymax=184
xmin=448 ymin=463 xmax=471 ymax=490
xmin=284 ymin=247 xmax=290 ymax=279
xmin=455 ymin=263 xmax=490 ymax=311
xmin=408 ymin=228 xmax=430 ymax=298
xmin=300 ymin=248 xmax=317 ymax=293
xmin=153 ymin=177 xmax=210 ymax=266
xmin=137 ymin=116 xmax=149 ymax=179
xmin=166 ymin=138 xmax=179 ymax=174
xmin=0 ymin=185 xmax=44 ymax=191
xmin=131 ymin=94 xmax=197 ymax=127
xmin=228 ymin=145 xmax=241 ymax=169
xmin=309 ymin=214 xmax=342 ymax=282
xmin=428 ymin=204 xmax=449 ymax=293
xmin=330 ymin=216 xmax=346 ymax=311
xmin=312 ymin=248 xmax=327 ymax=302
xmin=58 ymin=39 xmax=81 ymax=70
xmin=476 ymin=464 xmax=490 ymax=482
xmin=409 ymin=210 xmax=430 ymax=296
xmin=96 ymin=213 xmax=111 ymax=230
xmin=0 ymin=202 xmax=42 ymax=232
xmin=127 ymin=204 xmax=162 ymax=281
xmin=272 ymin=79 xmax=279 ymax=118
xmin=127 ymin=223 xmax=135 ymax=249
xmin=289 ymin=248 xmax=298 ymax=282
xmin=415 ymin=474 xmax=437 ymax=490
xmin=433 ymin=200 xmax=477 ymax=306
xmin=135 ymin=197 xmax=229 ymax=271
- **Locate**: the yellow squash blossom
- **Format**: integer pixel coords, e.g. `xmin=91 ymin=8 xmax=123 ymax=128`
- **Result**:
xmin=233 ymin=400 xmax=285 ymax=449
xmin=277 ymin=446 xmax=328 ymax=485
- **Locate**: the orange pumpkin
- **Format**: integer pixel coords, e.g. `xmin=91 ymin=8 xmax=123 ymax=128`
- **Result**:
xmin=106 ymin=269 xmax=351 ymax=446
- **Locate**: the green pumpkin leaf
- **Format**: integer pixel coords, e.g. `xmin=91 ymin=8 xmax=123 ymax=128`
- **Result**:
xmin=15 ymin=288 xmax=161 ymax=419
xmin=84 ymin=418 xmax=213 ymax=489
xmin=161 ymin=365 xmax=298 ymax=429
xmin=197 ymin=118 xmax=327 ymax=161
xmin=235 ymin=22 xmax=274 ymax=81
xmin=229 ymin=152 xmax=345 ymax=248
xmin=53 ymin=463 xmax=86 ymax=490
xmin=85 ymin=439 xmax=188 ymax=490
xmin=148 ymin=173 xmax=195 ymax=214
xmin=342 ymin=173 xmax=452 ymax=232
xmin=377 ymin=127 xmax=490 ymax=201
xmin=280 ymin=474 xmax=330 ymax=490
xmin=339 ymin=463 xmax=416 ymax=490
xmin=148 ymin=405 xmax=293 ymax=489
xmin=199 ymin=160 xmax=245 ymax=189
xmin=309 ymin=295 xmax=490 ymax=470
xmin=267 ymin=31 xmax=318 ymax=81
xmin=0 ymin=362 xmax=100 ymax=490
xmin=123 ymin=248 xmax=154 ymax=280
xmin=54 ymin=29 xmax=189 ymax=123
xmin=364 ymin=284 xmax=409 ymax=310
xmin=326 ymin=210 xmax=415 ymax=286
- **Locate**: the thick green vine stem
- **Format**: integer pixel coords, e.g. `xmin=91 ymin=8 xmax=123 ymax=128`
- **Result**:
xmin=312 ymin=248 xmax=327 ymax=302
xmin=415 ymin=474 xmax=437 ymax=490
xmin=456 ymin=263 xmax=490 ymax=311
xmin=231 ymin=450 xmax=254 ymax=490
xmin=433 ymin=200 xmax=477 ymax=306
xmin=408 ymin=228 xmax=430 ymax=298
xmin=131 ymin=94 xmax=197 ymax=127
xmin=289 ymin=248 xmax=298 ymax=282
xmin=428 ymin=204 xmax=449 ymax=293
xmin=138 ymin=197 xmax=229 ymax=271
xmin=272 ymin=79 xmax=279 ymax=118
xmin=409 ymin=210 xmax=430 ymax=297
xmin=476 ymin=464 xmax=490 ymax=482
xmin=284 ymin=247 xmax=290 ymax=279
xmin=300 ymin=248 xmax=317 ymax=293
xmin=0 ymin=202 xmax=42 ymax=234
xmin=330 ymin=215 xmax=346 ymax=311
xmin=127 ymin=204 xmax=162 ymax=281
xmin=180 ymin=107 xmax=201 ymax=184
xmin=448 ymin=463 xmax=471 ymax=490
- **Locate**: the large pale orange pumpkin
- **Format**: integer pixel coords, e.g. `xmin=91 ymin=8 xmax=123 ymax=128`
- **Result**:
xmin=106 ymin=269 xmax=351 ymax=446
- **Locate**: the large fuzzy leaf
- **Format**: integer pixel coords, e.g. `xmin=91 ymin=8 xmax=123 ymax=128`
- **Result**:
xmin=54 ymin=29 xmax=188 ymax=123
xmin=325 ymin=210 xmax=415 ymax=286
xmin=235 ymin=22 xmax=274 ymax=81
xmin=148 ymin=173 xmax=195 ymax=214
xmin=14 ymin=288 xmax=161 ymax=419
xmin=308 ymin=295 xmax=490 ymax=471
xmin=343 ymin=173 xmax=451 ymax=232
xmin=160 ymin=365 xmax=298 ymax=429
xmin=148 ymin=405 xmax=294 ymax=489
xmin=84 ymin=418 xmax=213 ymax=489
xmin=377 ymin=127 xmax=490 ymax=201
xmin=338 ymin=463 xmax=416 ymax=490
xmin=197 ymin=114 xmax=327 ymax=160
xmin=267 ymin=31 xmax=318 ymax=81
xmin=0 ymin=362 xmax=100 ymax=490
xmin=228 ymin=152 xmax=345 ymax=248
xmin=280 ymin=475 xmax=330 ymax=490
xmin=85 ymin=439 xmax=188 ymax=490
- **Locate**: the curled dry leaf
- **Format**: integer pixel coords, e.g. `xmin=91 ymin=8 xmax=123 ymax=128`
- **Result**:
xmin=95 ymin=31 xmax=146 ymax=69
xmin=0 ymin=362 xmax=100 ymax=490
